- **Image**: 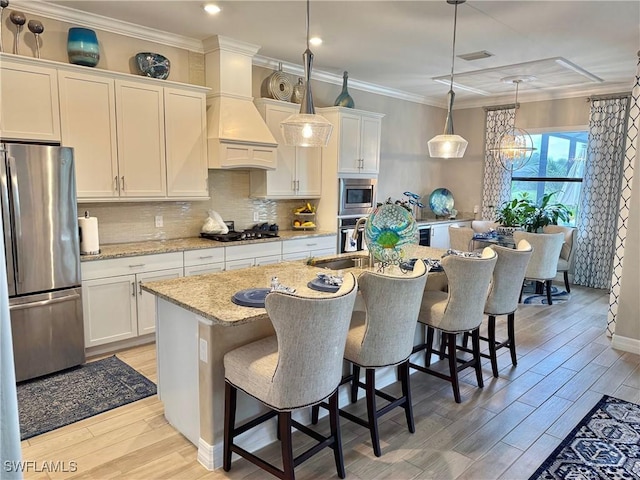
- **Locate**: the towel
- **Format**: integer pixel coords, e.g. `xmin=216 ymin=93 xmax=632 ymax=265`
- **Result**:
xmin=344 ymin=229 xmax=357 ymax=252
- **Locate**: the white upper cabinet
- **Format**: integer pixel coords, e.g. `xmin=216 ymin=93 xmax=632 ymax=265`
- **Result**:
xmin=58 ymin=69 xmax=119 ymax=198
xmin=318 ymin=107 xmax=384 ymax=176
xmin=165 ymin=88 xmax=208 ymax=198
xmin=116 ymin=80 xmax=167 ymax=198
xmin=0 ymin=55 xmax=60 ymax=142
xmin=251 ymin=99 xmax=321 ymax=198
xmin=5 ymin=54 xmax=208 ymax=201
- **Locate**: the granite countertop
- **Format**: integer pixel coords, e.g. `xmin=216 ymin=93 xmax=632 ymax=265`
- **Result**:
xmin=141 ymin=245 xmax=447 ymax=327
xmin=80 ymin=230 xmax=336 ymax=261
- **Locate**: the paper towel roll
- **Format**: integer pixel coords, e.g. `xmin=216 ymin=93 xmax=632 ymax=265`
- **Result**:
xmin=78 ymin=216 xmax=100 ymax=255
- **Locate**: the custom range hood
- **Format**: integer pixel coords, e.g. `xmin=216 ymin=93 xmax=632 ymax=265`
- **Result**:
xmin=205 ymin=36 xmax=278 ymax=169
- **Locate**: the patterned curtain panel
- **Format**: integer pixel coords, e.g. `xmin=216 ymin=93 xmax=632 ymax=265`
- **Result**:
xmin=481 ymin=107 xmax=515 ymax=220
xmin=574 ymin=95 xmax=630 ymax=289
xmin=607 ymin=55 xmax=639 ymax=335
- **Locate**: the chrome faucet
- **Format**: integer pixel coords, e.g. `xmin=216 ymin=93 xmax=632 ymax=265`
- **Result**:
xmin=351 ymin=217 xmax=367 ymax=242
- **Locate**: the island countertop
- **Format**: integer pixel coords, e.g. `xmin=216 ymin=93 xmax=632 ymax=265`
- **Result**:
xmin=141 ymin=246 xmax=447 ymax=326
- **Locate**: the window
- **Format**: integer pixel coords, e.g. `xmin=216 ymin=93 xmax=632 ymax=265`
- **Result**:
xmin=511 ymin=130 xmax=587 ymax=226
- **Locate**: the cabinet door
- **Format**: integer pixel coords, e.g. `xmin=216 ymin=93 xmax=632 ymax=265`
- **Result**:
xmin=360 ymin=115 xmax=381 ymax=174
xmin=116 ymin=80 xmax=167 ymax=197
xmin=226 ymin=258 xmax=255 ymax=270
xmin=296 ymin=146 xmax=322 ymax=197
xmin=82 ymin=275 xmax=137 ymax=347
xmin=264 ymin=104 xmax=297 ymax=197
xmin=430 ymin=224 xmax=451 ymax=249
xmin=255 ymin=255 xmax=282 ymax=266
xmin=59 ymin=70 xmax=119 ymax=199
xmin=0 ymin=61 xmax=60 ymax=142
xmin=137 ymin=268 xmax=183 ymax=335
xmin=165 ymin=88 xmax=208 ymax=198
xmin=337 ymin=113 xmax=362 ymax=174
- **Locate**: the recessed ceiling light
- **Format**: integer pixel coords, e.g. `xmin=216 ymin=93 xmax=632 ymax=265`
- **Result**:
xmin=309 ymin=37 xmax=322 ymax=46
xmin=203 ymin=4 xmax=221 ymax=14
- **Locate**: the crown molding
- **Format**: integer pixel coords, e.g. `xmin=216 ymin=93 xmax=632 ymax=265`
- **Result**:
xmin=253 ymin=55 xmax=440 ymax=108
xmin=11 ymin=0 xmax=204 ymax=53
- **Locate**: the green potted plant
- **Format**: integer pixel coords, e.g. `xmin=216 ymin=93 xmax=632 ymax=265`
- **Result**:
xmin=495 ymin=198 xmax=527 ymax=228
xmin=520 ymin=191 xmax=572 ymax=232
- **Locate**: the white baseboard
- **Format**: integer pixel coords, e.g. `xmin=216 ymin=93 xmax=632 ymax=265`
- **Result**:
xmin=85 ymin=334 xmax=155 ymax=358
xmin=197 ymin=438 xmax=215 ymax=471
xmin=611 ymin=334 xmax=640 ymax=354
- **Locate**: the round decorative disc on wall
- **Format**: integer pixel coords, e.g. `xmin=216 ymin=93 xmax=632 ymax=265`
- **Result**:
xmin=266 ymin=64 xmax=293 ymax=102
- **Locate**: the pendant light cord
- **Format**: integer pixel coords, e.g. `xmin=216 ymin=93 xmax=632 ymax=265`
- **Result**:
xmin=306 ymin=0 xmax=310 ymax=51
xmin=449 ymin=1 xmax=458 ymax=92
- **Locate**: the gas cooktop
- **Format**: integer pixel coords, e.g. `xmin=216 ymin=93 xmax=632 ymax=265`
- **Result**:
xmin=200 ymin=221 xmax=279 ymax=242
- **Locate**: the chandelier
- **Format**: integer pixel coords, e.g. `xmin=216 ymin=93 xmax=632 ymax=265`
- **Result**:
xmin=490 ymin=77 xmax=537 ymax=172
xmin=427 ymin=0 xmax=468 ymax=159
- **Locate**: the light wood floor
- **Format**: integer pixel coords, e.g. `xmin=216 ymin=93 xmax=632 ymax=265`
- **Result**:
xmin=21 ymin=285 xmax=640 ymax=480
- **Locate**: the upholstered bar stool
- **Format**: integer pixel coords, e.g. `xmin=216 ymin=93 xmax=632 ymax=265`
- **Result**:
xmin=223 ymin=274 xmax=358 ymax=480
xmin=410 ymin=248 xmax=497 ymax=403
xmin=542 ymin=225 xmax=576 ymax=292
xmin=312 ymin=260 xmax=428 ymax=457
xmin=513 ymin=231 xmax=565 ymax=305
xmin=463 ymin=240 xmax=532 ymax=377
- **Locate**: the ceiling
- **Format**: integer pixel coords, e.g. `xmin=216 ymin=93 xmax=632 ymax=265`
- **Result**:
xmin=27 ymin=1 xmax=640 ymax=108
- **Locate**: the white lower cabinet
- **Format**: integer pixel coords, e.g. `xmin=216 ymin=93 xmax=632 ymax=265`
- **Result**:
xmin=81 ymin=252 xmax=183 ymax=347
xmin=282 ymin=235 xmax=336 ymax=261
xmin=225 ymin=242 xmax=282 ymax=270
xmin=184 ymin=247 xmax=225 ymax=276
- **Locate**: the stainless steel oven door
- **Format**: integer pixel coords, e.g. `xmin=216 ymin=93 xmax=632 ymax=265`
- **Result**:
xmin=339 ymin=178 xmax=376 ymax=216
xmin=338 ymin=218 xmax=366 ymax=253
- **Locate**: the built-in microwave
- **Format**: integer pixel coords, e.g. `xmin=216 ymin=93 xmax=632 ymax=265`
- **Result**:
xmin=338 ymin=178 xmax=377 ymax=216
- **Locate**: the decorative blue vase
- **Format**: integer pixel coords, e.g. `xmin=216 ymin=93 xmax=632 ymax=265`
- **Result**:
xmin=334 ymin=71 xmax=355 ymax=108
xmin=67 ymin=27 xmax=100 ymax=67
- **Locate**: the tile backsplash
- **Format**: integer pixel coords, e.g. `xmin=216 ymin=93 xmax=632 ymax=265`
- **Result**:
xmin=78 ymin=170 xmax=314 ymax=245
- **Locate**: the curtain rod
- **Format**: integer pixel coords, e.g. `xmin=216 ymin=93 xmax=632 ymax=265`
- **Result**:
xmin=586 ymin=92 xmax=631 ymax=102
xmin=484 ymin=102 xmax=518 ymax=112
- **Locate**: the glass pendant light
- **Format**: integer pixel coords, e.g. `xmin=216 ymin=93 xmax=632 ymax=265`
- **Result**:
xmin=490 ymin=77 xmax=537 ymax=173
xmin=428 ymin=0 xmax=468 ymax=159
xmin=280 ymin=0 xmax=333 ymax=147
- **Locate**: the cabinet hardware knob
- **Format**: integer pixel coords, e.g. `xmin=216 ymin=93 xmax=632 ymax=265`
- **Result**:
xmin=128 ymin=263 xmax=145 ymax=268
xmin=138 ymin=280 xmax=143 ymax=295
xmin=199 ymin=255 xmax=213 ymax=260
xmin=114 ymin=176 xmax=119 ymax=192
xmin=121 ymin=176 xmax=125 ymax=191
xmin=131 ymin=282 xmax=136 ymax=297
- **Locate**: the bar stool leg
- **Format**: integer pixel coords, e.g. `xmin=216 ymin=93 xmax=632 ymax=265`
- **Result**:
xmin=487 ymin=315 xmax=499 ymax=378
xmin=223 ymin=382 xmax=237 ymax=471
xmin=279 ymin=411 xmax=294 ymax=480
xmin=365 ymin=368 xmax=382 ymax=457
xmin=328 ymin=391 xmax=346 ymax=479
xmin=351 ymin=365 xmax=361 ymax=403
xmin=425 ymin=326 xmax=434 ymax=366
xmin=446 ymin=333 xmax=461 ymax=404
xmin=508 ymin=312 xmax=517 ymax=366
xmin=546 ymin=280 xmax=553 ymax=305
xmin=399 ymin=360 xmax=415 ymax=433
xmin=472 ymin=329 xmax=484 ymax=388
xmin=564 ymin=271 xmax=571 ymax=293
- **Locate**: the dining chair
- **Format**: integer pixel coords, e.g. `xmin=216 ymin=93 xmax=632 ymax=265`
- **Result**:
xmin=312 ymin=260 xmax=428 ymax=457
xmin=471 ymin=220 xmax=500 ymax=233
xmin=223 ymin=274 xmax=358 ymax=479
xmin=542 ymin=225 xmax=576 ymax=292
xmin=472 ymin=240 xmax=533 ymax=377
xmin=513 ymin=231 xmax=565 ymax=305
xmin=448 ymin=224 xmax=475 ymax=252
xmin=410 ymin=248 xmax=497 ymax=403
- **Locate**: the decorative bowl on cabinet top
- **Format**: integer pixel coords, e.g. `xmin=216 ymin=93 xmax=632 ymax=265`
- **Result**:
xmin=135 ymin=52 xmax=170 ymax=80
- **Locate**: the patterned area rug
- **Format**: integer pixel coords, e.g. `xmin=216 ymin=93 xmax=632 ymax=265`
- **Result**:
xmin=522 ymin=284 xmax=571 ymax=305
xmin=17 ymin=355 xmax=156 ymax=440
xmin=529 ymin=395 xmax=640 ymax=479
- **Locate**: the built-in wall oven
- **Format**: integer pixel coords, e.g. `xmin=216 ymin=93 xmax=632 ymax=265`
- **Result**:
xmin=339 ymin=178 xmax=377 ymax=217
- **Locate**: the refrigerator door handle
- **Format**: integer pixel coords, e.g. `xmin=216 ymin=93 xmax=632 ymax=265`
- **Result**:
xmin=9 ymin=292 xmax=81 ymax=311
xmin=8 ymin=156 xmax=22 ymax=283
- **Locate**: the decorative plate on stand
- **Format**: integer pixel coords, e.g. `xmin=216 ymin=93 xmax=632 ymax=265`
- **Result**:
xmin=428 ymin=188 xmax=455 ymax=217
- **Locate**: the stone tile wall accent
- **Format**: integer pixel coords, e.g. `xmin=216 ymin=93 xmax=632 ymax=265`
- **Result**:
xmin=78 ymin=170 xmax=313 ymax=244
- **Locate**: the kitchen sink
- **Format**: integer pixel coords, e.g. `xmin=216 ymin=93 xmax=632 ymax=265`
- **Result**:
xmin=313 ymin=256 xmax=371 ymax=270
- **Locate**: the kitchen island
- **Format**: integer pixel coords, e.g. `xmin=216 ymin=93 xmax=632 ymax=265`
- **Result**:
xmin=141 ymin=246 xmax=447 ymax=470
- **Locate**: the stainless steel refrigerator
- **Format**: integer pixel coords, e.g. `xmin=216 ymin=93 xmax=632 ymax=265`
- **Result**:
xmin=1 ymin=143 xmax=84 ymax=382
